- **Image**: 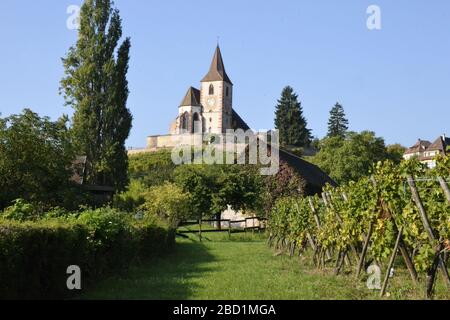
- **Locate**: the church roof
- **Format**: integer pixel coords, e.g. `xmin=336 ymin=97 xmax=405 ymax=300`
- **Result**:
xmin=180 ymin=87 xmax=201 ymax=107
xmin=230 ymin=109 xmax=336 ymax=194
xmin=231 ymin=109 xmax=250 ymax=130
xmin=201 ymin=46 xmax=233 ymax=84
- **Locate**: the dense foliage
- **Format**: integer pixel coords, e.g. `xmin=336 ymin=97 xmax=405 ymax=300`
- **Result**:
xmin=269 ymin=156 xmax=450 ymax=297
xmin=173 ymin=164 xmax=263 ymax=220
xmin=311 ymin=131 xmax=389 ymax=184
xmin=128 ymin=151 xmax=176 ymax=187
xmin=0 ymin=207 xmax=174 ymax=299
xmin=61 ymin=0 xmax=132 ymax=191
xmin=386 ymin=144 xmax=407 ymax=164
xmin=0 ymin=110 xmax=81 ymax=211
xmin=262 ymin=162 xmax=307 ymax=215
xmin=141 ymin=183 xmax=192 ymax=227
xmin=125 ymin=151 xmax=307 ymax=220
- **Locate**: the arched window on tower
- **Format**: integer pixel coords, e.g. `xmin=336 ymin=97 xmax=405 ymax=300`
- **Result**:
xmin=226 ymin=87 xmax=229 ymax=97
xmin=209 ymin=84 xmax=214 ymax=95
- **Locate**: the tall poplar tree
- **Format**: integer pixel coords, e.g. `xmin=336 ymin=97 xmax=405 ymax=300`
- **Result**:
xmin=327 ymin=102 xmax=349 ymax=139
xmin=60 ymin=0 xmax=132 ymax=191
xmin=274 ymin=86 xmax=312 ymax=147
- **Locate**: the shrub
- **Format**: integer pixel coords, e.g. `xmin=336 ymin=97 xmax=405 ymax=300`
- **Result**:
xmin=0 ymin=220 xmax=90 ymax=299
xmin=0 ymin=208 xmax=175 ymax=299
xmin=113 ymin=180 xmax=147 ymax=212
xmin=74 ymin=208 xmax=137 ymax=275
xmin=141 ymin=182 xmax=192 ymax=227
xmin=1 ymin=199 xmax=40 ymax=221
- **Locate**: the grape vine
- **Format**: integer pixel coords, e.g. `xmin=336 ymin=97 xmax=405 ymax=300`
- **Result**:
xmin=268 ymin=156 xmax=450 ymax=298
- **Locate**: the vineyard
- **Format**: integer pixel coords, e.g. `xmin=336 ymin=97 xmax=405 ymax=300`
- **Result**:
xmin=268 ymin=156 xmax=450 ymax=299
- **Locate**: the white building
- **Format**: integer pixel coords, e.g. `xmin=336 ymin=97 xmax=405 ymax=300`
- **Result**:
xmin=403 ymin=135 xmax=449 ymax=168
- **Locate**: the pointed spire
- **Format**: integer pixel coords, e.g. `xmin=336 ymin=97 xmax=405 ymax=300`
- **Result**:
xmin=180 ymin=87 xmax=201 ymax=107
xmin=201 ymin=46 xmax=232 ymax=84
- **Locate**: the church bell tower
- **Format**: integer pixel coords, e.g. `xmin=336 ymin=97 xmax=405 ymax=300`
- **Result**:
xmin=200 ymin=46 xmax=233 ymax=134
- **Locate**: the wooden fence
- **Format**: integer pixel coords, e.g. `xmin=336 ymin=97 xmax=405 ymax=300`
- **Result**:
xmin=177 ymin=217 xmax=268 ymax=241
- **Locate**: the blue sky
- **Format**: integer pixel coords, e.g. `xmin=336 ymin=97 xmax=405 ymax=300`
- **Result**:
xmin=0 ymin=0 xmax=449 ymax=148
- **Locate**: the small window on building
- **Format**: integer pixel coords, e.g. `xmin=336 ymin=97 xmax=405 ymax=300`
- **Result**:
xmin=209 ymin=84 xmax=214 ymax=95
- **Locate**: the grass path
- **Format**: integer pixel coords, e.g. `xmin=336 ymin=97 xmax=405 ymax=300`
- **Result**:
xmin=80 ymin=233 xmax=449 ymax=300
xmin=81 ymin=234 xmax=374 ymax=300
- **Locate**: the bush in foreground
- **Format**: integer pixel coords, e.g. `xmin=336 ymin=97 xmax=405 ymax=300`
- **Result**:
xmin=0 ymin=208 xmax=175 ymax=299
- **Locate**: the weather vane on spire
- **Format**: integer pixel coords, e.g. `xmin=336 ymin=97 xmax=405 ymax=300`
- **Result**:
xmin=217 ymin=36 xmax=220 ymax=46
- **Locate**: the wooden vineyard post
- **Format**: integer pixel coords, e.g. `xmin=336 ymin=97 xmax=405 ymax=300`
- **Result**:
xmin=308 ymin=198 xmax=322 ymax=230
xmin=407 ymin=176 xmax=450 ymax=292
xmin=407 ymin=176 xmax=437 ymax=241
xmin=437 ymin=176 xmax=450 ymax=287
xmin=356 ymin=222 xmax=373 ymax=279
xmin=199 ymin=219 xmax=202 ymax=242
xmin=335 ymin=250 xmax=347 ymax=275
xmin=306 ymin=232 xmax=317 ymax=252
xmin=380 ymin=227 xmax=404 ymax=297
xmin=398 ymin=239 xmax=419 ymax=286
xmin=437 ymin=177 xmax=450 ymax=204
xmin=228 ymin=220 xmax=232 ymax=239
xmin=371 ymin=176 xmax=419 ymax=285
xmin=309 ymin=197 xmax=331 ymax=260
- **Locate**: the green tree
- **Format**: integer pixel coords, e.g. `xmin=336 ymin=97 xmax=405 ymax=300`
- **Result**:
xmin=173 ymin=165 xmax=220 ymax=220
xmin=128 ymin=150 xmax=176 ymax=187
xmin=312 ymin=131 xmax=388 ymax=184
xmin=0 ymin=109 xmax=75 ymax=210
xmin=141 ymin=182 xmax=192 ymax=228
xmin=60 ymin=0 xmax=132 ymax=191
xmin=173 ymin=164 xmax=263 ymax=221
xmin=275 ymin=86 xmax=312 ymax=148
xmin=386 ymin=144 xmax=406 ymax=164
xmin=214 ymin=165 xmax=263 ymax=216
xmin=327 ymin=102 xmax=349 ymax=138
xmin=262 ymin=162 xmax=307 ymax=216
xmin=113 ymin=180 xmax=147 ymax=212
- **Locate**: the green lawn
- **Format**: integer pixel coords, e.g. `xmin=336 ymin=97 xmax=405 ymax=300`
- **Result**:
xmin=80 ymin=232 xmax=449 ymax=300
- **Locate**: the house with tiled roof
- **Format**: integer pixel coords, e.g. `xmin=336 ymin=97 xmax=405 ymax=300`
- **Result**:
xmin=403 ymin=135 xmax=450 ymax=168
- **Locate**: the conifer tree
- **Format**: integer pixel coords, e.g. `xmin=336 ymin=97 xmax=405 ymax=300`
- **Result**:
xmin=327 ymin=102 xmax=349 ymax=139
xmin=60 ymin=0 xmax=132 ymax=191
xmin=274 ymin=86 xmax=312 ymax=147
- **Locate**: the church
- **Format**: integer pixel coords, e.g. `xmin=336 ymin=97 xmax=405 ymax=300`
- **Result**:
xmin=146 ymin=46 xmax=249 ymax=150
xmin=132 ymin=46 xmax=336 ymax=195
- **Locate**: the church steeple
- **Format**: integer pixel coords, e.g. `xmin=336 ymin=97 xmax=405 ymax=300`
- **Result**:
xmin=201 ymin=46 xmax=232 ymax=84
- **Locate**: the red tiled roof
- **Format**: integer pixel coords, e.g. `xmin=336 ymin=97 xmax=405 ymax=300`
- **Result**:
xmin=404 ymin=140 xmax=431 ymax=155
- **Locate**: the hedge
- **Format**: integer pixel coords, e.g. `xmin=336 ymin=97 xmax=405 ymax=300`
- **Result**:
xmin=0 ymin=212 xmax=175 ymax=299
